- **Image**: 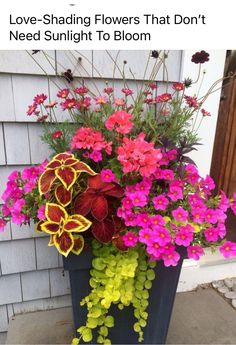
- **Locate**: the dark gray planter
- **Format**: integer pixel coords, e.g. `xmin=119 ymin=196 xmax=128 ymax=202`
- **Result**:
xmin=63 ymin=246 xmax=185 ymax=344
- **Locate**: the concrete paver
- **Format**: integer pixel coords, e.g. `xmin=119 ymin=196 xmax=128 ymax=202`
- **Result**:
xmin=5 ymin=288 xmax=236 ymax=344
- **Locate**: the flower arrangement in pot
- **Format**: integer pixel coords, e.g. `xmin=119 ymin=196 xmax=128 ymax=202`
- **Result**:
xmin=0 ymin=50 xmax=236 ymax=345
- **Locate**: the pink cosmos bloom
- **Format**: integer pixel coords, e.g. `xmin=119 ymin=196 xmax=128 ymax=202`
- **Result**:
xmin=121 ymin=88 xmax=134 ymax=96
xmin=201 ymin=109 xmax=211 ymax=117
xmin=153 ymin=227 xmax=171 ymax=246
xmin=149 ymin=83 xmax=157 ymax=90
xmin=204 ymin=226 xmax=219 ymax=242
xmin=37 ymin=205 xmax=46 ymax=220
xmin=172 ymin=82 xmax=184 ymax=91
xmin=172 ymin=207 xmax=188 ymax=222
xmin=101 ymin=169 xmax=116 ymax=183
xmin=114 ymin=98 xmax=125 ymax=107
xmin=33 ymin=94 xmax=47 ymax=105
xmin=77 ymin=97 xmax=91 ymax=110
xmin=156 ymin=93 xmax=172 ymax=103
xmin=105 ymin=111 xmax=133 ymax=134
xmin=89 ymin=150 xmax=102 ymax=162
xmin=104 ymin=87 xmax=114 ymax=94
xmin=122 ymin=231 xmax=138 ymax=247
xmin=71 ymin=127 xmax=112 ymax=155
xmin=187 ymin=245 xmax=204 ymax=260
xmin=152 ymin=195 xmax=169 ymax=211
xmin=57 ymin=89 xmax=70 ymax=98
xmin=94 ymin=96 xmax=108 ymax=105
xmin=27 ymin=104 xmax=38 ymax=116
xmin=184 ymin=95 xmax=199 ymax=108
xmin=204 ymin=209 xmax=218 ymax=224
xmin=74 ymin=86 xmax=89 ymax=95
xmin=60 ymin=98 xmax=77 ymax=110
xmin=129 ymin=192 xmax=147 ymax=207
xmin=175 ymin=225 xmax=194 ymax=247
xmin=0 ymin=218 xmax=6 ymax=232
xmin=117 ymin=133 xmax=162 ymax=177
xmin=168 ymin=186 xmax=183 ymax=201
xmin=219 ymin=241 xmax=236 ymax=258
xmin=162 ymin=250 xmax=180 ymax=267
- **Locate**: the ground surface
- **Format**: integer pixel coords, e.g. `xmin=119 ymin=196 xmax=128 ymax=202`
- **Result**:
xmin=3 ymin=287 xmax=236 ymax=344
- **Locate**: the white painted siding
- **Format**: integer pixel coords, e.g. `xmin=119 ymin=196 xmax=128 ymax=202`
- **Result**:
xmin=0 ymin=50 xmax=183 ymax=332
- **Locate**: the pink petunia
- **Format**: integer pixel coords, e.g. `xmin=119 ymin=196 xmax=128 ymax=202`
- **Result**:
xmin=137 ymin=212 xmax=151 ymax=227
xmin=153 ymin=195 xmax=169 ymax=211
xmin=191 ymin=209 xmax=205 ymax=224
xmin=122 ymin=231 xmax=138 ymax=247
xmin=175 ymin=226 xmax=194 ymax=247
xmin=187 ymin=245 xmax=204 ymax=260
xmin=162 ymin=169 xmax=175 ymax=181
xmin=204 ymin=209 xmax=218 ymax=224
xmin=153 ymin=227 xmax=171 ymax=246
xmin=101 ymin=169 xmax=116 ymax=183
xmin=129 ymin=192 xmax=148 ymax=207
xmin=146 ymin=241 xmax=163 ymax=259
xmin=162 ymin=250 xmax=180 ymax=267
xmin=204 ymin=227 xmax=219 ymax=242
xmin=219 ymin=241 xmax=236 ymax=258
xmin=168 ymin=186 xmax=183 ymax=201
xmin=89 ymin=150 xmax=102 ymax=162
xmin=172 ymin=207 xmax=188 ymax=222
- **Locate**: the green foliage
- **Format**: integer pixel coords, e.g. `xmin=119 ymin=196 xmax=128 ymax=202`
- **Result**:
xmin=75 ymin=241 xmax=156 ymax=344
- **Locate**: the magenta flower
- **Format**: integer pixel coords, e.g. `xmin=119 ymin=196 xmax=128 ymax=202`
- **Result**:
xmin=162 ymin=250 xmax=180 ymax=267
xmin=146 ymin=241 xmax=163 ymax=259
xmin=153 ymin=227 xmax=171 ymax=246
xmin=129 ymin=192 xmax=147 ymax=207
xmin=139 ymin=228 xmax=152 ymax=245
xmin=137 ymin=212 xmax=151 ymax=227
xmin=105 ymin=111 xmax=133 ymax=134
xmin=101 ymin=169 xmax=116 ymax=183
xmin=121 ymin=197 xmax=133 ymax=210
xmin=191 ymin=209 xmax=205 ymax=224
xmin=151 ymin=215 xmax=165 ymax=227
xmin=204 ymin=209 xmax=218 ymax=224
xmin=218 ymin=191 xmax=230 ymax=211
xmin=187 ymin=245 xmax=204 ymax=260
xmin=89 ymin=150 xmax=103 ymax=162
xmin=172 ymin=207 xmax=188 ymax=222
xmin=200 ymin=175 xmax=215 ymax=195
xmin=121 ymin=88 xmax=134 ymax=96
xmin=162 ymin=169 xmax=175 ymax=181
xmin=122 ymin=231 xmax=138 ymax=247
xmin=0 ymin=218 xmax=6 ymax=232
xmin=37 ymin=205 xmax=46 ymax=220
xmin=204 ymin=227 xmax=219 ymax=242
xmin=153 ymin=195 xmax=169 ymax=211
xmin=219 ymin=241 xmax=236 ymax=258
xmin=168 ymin=186 xmax=183 ymax=201
xmin=175 ymin=227 xmax=193 ymax=247
xmin=217 ymin=223 xmax=226 ymax=239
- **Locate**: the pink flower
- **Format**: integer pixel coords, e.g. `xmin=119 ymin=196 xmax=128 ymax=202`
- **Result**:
xmin=191 ymin=209 xmax=205 ymax=224
xmin=11 ymin=211 xmax=26 ymax=225
xmin=172 ymin=207 xmax=188 ymax=222
xmin=151 ymin=215 xmax=165 ymax=227
xmin=8 ymin=170 xmax=19 ymax=181
xmin=187 ymin=245 xmax=204 ymax=260
xmin=217 ymin=223 xmax=226 ymax=239
xmin=184 ymin=95 xmax=199 ymax=108
xmin=2 ymin=204 xmax=10 ymax=217
xmin=60 ymin=98 xmax=77 ymax=110
xmin=146 ymin=241 xmax=163 ymax=260
xmin=117 ymin=133 xmax=162 ymax=177
xmin=77 ymin=97 xmax=91 ymax=110
xmin=204 ymin=227 xmax=219 ymax=242
xmin=219 ymin=241 xmax=236 ymax=258
xmin=137 ymin=212 xmax=151 ymax=227
xmin=168 ymin=186 xmax=183 ymax=201
xmin=231 ymin=203 xmax=236 ymax=215
xmin=57 ymin=89 xmax=70 ymax=98
xmin=52 ymin=130 xmax=63 ymax=139
xmin=105 ymin=111 xmax=133 ymax=134
xmin=22 ymin=167 xmax=40 ymax=181
xmin=204 ymin=209 xmax=218 ymax=224
xmin=167 ymin=149 xmax=178 ymax=161
xmin=123 ymin=213 xmax=138 ymax=227
xmin=33 ymin=94 xmax=47 ymax=105
xmin=156 ymin=93 xmax=172 ymax=103
xmin=37 ymin=205 xmax=46 ymax=220
xmin=89 ymin=150 xmax=102 ymax=162
xmin=218 ymin=191 xmax=230 ymax=211
xmin=200 ymin=175 xmax=215 ymax=195
xmin=139 ymin=228 xmax=152 ymax=245
xmin=27 ymin=104 xmax=38 ymax=116
xmin=122 ymin=231 xmax=138 ymax=247
xmin=114 ymin=98 xmax=125 ymax=106
xmin=74 ymin=86 xmax=89 ymax=95
xmin=129 ymin=192 xmax=147 ymax=207
xmin=153 ymin=227 xmax=171 ymax=246
xmin=135 ymin=179 xmax=152 ymax=195
xmin=153 ymin=195 xmax=169 ymax=211
xmin=201 ymin=109 xmax=211 ymax=117
xmin=101 ymin=169 xmax=116 ymax=183
xmin=121 ymin=197 xmax=133 ymax=210
xmin=121 ymin=88 xmax=134 ymax=96
xmin=162 ymin=169 xmax=175 ymax=180
xmin=71 ymin=127 xmax=112 ymax=155
xmin=0 ymin=218 xmax=6 ymax=232
xmin=172 ymin=82 xmax=184 ymax=91
xmin=94 ymin=96 xmax=108 ymax=105
xmin=104 ymin=87 xmax=114 ymax=94
xmin=175 ymin=225 xmax=194 ymax=247
xmin=162 ymin=250 xmax=180 ymax=267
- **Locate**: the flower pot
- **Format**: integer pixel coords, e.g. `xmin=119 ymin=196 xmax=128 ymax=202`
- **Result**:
xmin=63 ymin=247 xmax=186 ymax=344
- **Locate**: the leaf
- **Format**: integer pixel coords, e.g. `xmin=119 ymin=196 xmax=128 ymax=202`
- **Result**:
xmin=92 ymin=219 xmax=115 ymax=244
xmin=104 ymin=316 xmax=114 ymax=328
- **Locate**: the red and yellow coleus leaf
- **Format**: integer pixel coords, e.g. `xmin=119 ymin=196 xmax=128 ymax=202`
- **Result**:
xmin=38 ymin=152 xmax=96 ymax=195
xmin=40 ymin=203 xmax=92 ymax=257
xmin=72 ymin=234 xmax=84 ymax=255
xmin=55 ymin=185 xmax=72 ymax=207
